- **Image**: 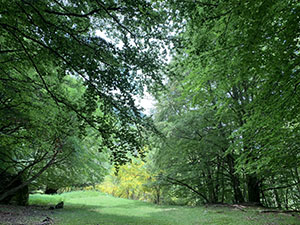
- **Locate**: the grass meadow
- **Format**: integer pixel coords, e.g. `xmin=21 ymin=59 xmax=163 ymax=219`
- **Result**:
xmin=24 ymin=191 xmax=300 ymax=225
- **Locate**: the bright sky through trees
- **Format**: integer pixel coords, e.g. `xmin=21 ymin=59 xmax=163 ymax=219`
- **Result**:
xmin=95 ymin=30 xmax=160 ymax=115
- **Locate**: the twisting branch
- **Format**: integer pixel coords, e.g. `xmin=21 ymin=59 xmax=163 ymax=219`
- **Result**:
xmin=1 ymin=23 xmax=111 ymax=134
xmin=95 ymin=0 xmax=135 ymax=37
xmin=44 ymin=4 xmax=121 ymax=18
xmin=0 ymin=150 xmax=59 ymax=202
xmin=45 ymin=8 xmax=102 ymax=18
xmin=0 ymin=49 xmax=21 ymax=54
xmin=2 ymin=152 xmax=49 ymax=192
xmin=23 ymin=2 xmax=115 ymax=67
xmin=262 ymin=181 xmax=300 ymax=192
xmin=164 ymin=175 xmax=209 ymax=202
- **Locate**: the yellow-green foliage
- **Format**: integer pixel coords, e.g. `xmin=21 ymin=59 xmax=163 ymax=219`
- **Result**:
xmin=96 ymin=158 xmax=160 ymax=203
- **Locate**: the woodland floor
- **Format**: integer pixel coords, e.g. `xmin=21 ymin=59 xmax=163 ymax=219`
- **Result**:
xmin=0 ymin=191 xmax=299 ymax=225
xmin=0 ymin=204 xmax=54 ymax=225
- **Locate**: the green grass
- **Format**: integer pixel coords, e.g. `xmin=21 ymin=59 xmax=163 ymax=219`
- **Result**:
xmin=29 ymin=193 xmax=64 ymax=206
xmin=29 ymin=191 xmax=300 ymax=225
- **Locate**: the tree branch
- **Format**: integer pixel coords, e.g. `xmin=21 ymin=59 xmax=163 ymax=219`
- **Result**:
xmin=96 ymin=0 xmax=135 ymax=37
xmin=44 ymin=6 xmax=121 ymax=18
xmin=262 ymin=181 xmax=300 ymax=192
xmin=164 ymin=175 xmax=209 ymax=202
xmin=0 ymin=151 xmax=59 ymax=202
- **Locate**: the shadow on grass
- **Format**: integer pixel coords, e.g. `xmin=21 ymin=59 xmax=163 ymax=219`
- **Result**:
xmin=50 ymin=201 xmax=300 ymax=225
xmin=52 ymin=202 xmax=176 ymax=225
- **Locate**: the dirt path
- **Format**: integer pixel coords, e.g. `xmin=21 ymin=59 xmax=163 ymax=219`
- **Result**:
xmin=0 ymin=204 xmax=55 ymax=225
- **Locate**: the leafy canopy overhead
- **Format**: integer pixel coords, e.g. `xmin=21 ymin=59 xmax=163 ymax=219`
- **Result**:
xmin=0 ymin=0 xmax=171 ymax=204
xmin=150 ymin=0 xmax=300 ymax=207
xmin=0 ymin=0 xmax=170 ymax=163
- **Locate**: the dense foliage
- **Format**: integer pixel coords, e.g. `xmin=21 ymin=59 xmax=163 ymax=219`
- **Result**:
xmin=1 ymin=0 xmax=299 ymax=210
xmin=0 ymin=0 xmax=168 ymax=204
xmin=151 ymin=0 xmax=300 ymax=209
xmin=97 ymin=157 xmax=161 ymax=203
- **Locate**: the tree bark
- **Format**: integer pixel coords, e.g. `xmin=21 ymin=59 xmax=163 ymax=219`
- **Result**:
xmin=226 ymin=154 xmax=244 ymax=203
xmin=45 ymin=187 xmax=58 ymax=195
xmin=247 ymin=174 xmax=260 ymax=204
xmin=0 ymin=152 xmax=58 ymax=203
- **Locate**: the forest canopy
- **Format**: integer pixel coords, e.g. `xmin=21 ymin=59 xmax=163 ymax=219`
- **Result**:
xmin=0 ymin=0 xmax=300 ymax=209
xmin=0 ymin=0 xmax=168 ymax=204
xmin=151 ymin=0 xmax=300 ymax=208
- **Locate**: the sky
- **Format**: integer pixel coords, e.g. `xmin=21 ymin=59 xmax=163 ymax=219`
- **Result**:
xmin=95 ymin=30 xmax=157 ymax=116
xmin=135 ymin=92 xmax=156 ymax=116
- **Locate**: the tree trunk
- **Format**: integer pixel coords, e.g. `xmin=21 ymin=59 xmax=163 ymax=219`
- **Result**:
xmin=247 ymin=174 xmax=260 ymax=203
xmin=273 ymin=188 xmax=282 ymax=208
xmin=154 ymin=186 xmax=161 ymax=204
xmin=233 ymin=176 xmax=244 ymax=203
xmin=45 ymin=187 xmax=58 ymax=195
xmin=0 ymin=152 xmax=57 ymax=203
xmin=206 ymin=166 xmax=217 ymax=203
xmin=15 ymin=185 xmax=29 ymax=206
xmin=226 ymin=154 xmax=244 ymax=203
xmin=0 ymin=172 xmax=29 ymax=206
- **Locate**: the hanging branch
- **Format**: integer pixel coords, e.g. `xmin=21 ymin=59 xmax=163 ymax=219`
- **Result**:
xmin=164 ymin=175 xmax=209 ymax=203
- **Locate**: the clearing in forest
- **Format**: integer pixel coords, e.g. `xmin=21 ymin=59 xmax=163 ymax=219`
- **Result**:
xmin=0 ymin=191 xmax=299 ymax=225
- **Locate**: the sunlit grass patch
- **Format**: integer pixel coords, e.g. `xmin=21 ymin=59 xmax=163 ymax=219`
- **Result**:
xmin=29 ymin=193 xmax=64 ymax=206
xmin=27 ymin=191 xmax=300 ymax=225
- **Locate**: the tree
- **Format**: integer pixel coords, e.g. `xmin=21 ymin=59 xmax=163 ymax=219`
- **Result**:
xmin=0 ymin=0 xmax=169 ymax=204
xmin=153 ymin=0 xmax=300 ymax=207
xmin=152 ymin=80 xmax=245 ymax=204
xmin=35 ymin=128 xmax=111 ymax=191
